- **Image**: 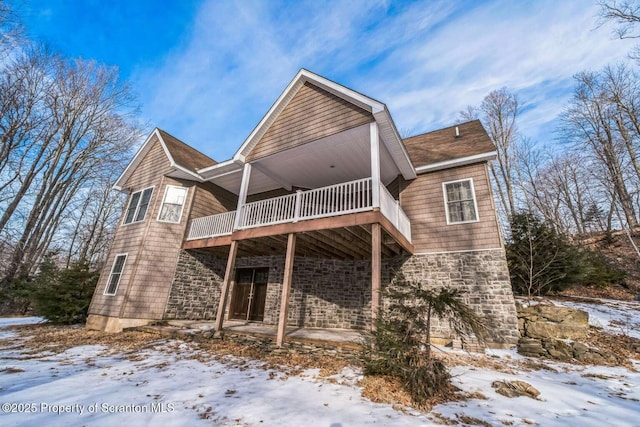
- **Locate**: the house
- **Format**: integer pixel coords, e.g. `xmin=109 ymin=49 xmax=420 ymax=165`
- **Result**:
xmin=86 ymin=69 xmax=520 ymax=348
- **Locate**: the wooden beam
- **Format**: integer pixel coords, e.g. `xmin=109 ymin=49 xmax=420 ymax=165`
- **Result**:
xmin=296 ymin=233 xmax=345 ymax=258
xmin=313 ymin=228 xmax=370 ymax=259
xmin=182 ymin=234 xmax=232 ymax=250
xmin=371 ymin=223 xmax=381 ymax=329
xmin=276 ymin=233 xmax=296 ymax=347
xmin=214 ymin=240 xmax=239 ymax=333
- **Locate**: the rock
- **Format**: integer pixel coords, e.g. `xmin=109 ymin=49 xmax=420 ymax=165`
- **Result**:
xmin=542 ymin=338 xmax=572 ymax=361
xmin=526 ymin=321 xmax=587 ymax=340
xmin=517 ymin=338 xmax=545 ymax=356
xmin=519 ymin=305 xmax=588 ymax=327
xmin=575 ymin=351 xmax=605 ymax=364
xmin=572 ymin=342 xmax=589 ymax=357
xmin=492 ymin=380 xmax=541 ymax=399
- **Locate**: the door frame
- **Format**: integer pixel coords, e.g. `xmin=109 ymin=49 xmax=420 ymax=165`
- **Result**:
xmin=229 ymin=267 xmax=268 ymax=322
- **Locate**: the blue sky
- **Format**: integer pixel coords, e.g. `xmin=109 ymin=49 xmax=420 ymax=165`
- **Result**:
xmin=13 ymin=0 xmax=634 ymax=161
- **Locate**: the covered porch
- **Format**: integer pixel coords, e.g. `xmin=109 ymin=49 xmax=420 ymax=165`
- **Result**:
xmin=181 ymin=115 xmax=416 ymax=346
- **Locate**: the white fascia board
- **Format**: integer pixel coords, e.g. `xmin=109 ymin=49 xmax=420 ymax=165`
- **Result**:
xmin=414 ymin=151 xmax=498 ymax=174
xmin=169 ymin=164 xmax=205 ymax=182
xmin=113 ymin=128 xmax=167 ymax=192
xmin=298 ymin=69 xmax=385 ymax=113
xmin=198 ymin=158 xmax=244 ymax=180
xmin=373 ymin=109 xmax=417 ymax=180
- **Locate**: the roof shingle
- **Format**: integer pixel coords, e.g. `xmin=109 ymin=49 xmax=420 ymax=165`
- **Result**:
xmin=402 ymin=120 xmax=495 ymax=168
xmin=158 ymin=129 xmax=216 ymax=172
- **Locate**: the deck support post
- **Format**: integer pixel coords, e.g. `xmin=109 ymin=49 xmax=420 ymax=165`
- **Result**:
xmin=276 ymin=233 xmax=296 ymax=347
xmin=370 ymin=122 xmax=381 ymax=208
xmin=214 ymin=240 xmax=239 ymax=334
xmin=371 ymin=223 xmax=382 ymax=329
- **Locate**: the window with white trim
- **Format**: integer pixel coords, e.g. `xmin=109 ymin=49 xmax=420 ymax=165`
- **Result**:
xmin=443 ymin=178 xmax=479 ymax=224
xmin=104 ymin=254 xmax=127 ymax=296
xmin=123 ymin=187 xmax=153 ymax=224
xmin=157 ymin=185 xmax=187 ymax=223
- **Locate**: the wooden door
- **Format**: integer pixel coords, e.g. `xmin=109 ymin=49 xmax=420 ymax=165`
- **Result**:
xmin=231 ymin=268 xmax=269 ymax=321
xmin=248 ymin=269 xmax=269 ymax=321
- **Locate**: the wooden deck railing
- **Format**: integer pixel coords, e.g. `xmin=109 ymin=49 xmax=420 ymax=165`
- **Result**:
xmin=186 ymin=177 xmax=411 ymax=242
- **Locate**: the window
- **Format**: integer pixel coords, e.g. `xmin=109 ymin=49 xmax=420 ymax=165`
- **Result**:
xmin=158 ymin=185 xmax=188 ymax=223
xmin=104 ymin=254 xmax=127 ymax=296
xmin=443 ymin=178 xmax=479 ymax=224
xmin=123 ymin=187 xmax=153 ymax=224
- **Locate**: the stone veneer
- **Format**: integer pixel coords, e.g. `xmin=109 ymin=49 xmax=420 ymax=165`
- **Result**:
xmin=391 ymin=249 xmax=520 ymax=345
xmin=163 ymin=248 xmax=519 ymax=345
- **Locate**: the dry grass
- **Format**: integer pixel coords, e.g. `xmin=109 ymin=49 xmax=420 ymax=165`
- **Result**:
xmin=4 ymin=323 xmax=159 ymax=355
xmin=585 ymin=328 xmax=640 ymax=368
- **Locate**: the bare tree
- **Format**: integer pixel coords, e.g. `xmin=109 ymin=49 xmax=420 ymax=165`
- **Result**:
xmin=459 ymin=88 xmax=520 ymax=224
xmin=599 ymin=0 xmax=640 ymax=39
xmin=560 ymin=69 xmax=639 ymax=228
xmin=0 ymin=52 xmax=139 ymax=286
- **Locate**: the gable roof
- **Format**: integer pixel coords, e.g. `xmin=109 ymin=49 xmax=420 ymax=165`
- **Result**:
xmin=200 ymin=69 xmax=416 ymax=181
xmin=158 ymin=129 xmax=216 ymax=172
xmin=402 ymin=120 xmax=496 ymax=172
xmin=114 ymin=128 xmax=216 ymax=191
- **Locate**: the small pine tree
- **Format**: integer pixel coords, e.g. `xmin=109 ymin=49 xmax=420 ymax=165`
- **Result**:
xmin=364 ymin=273 xmax=488 ymax=405
xmin=28 ymin=257 xmax=98 ymax=324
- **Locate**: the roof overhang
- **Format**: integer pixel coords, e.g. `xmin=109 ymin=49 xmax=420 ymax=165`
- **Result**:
xmin=414 ymin=151 xmax=497 ymax=174
xmin=113 ymin=128 xmax=203 ymax=192
xmin=232 ymin=69 xmax=416 ymax=180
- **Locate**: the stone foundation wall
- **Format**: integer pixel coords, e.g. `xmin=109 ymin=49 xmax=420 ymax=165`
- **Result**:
xmin=163 ymin=248 xmax=520 ymax=345
xmin=390 ymin=249 xmax=520 ymax=345
xmin=163 ymin=251 xmax=371 ymax=329
xmin=163 ymin=250 xmax=226 ymax=319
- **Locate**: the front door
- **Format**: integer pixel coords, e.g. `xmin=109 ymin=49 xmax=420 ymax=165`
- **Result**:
xmin=231 ymin=268 xmax=268 ymax=321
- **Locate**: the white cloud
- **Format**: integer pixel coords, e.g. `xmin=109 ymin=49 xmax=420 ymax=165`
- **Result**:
xmin=132 ymin=0 xmax=636 ymax=159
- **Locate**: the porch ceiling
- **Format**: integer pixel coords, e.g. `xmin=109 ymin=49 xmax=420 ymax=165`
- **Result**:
xmin=206 ymin=124 xmax=400 ymax=196
xmin=194 ymin=225 xmax=405 ymax=260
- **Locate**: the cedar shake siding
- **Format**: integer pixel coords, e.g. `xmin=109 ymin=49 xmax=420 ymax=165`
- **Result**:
xmin=89 ymin=138 xmax=234 ymax=321
xmin=189 ymin=181 xmax=237 ymax=220
xmin=89 ymin=137 xmax=172 ymax=318
xmin=400 ymin=162 xmax=502 ymax=253
xmin=247 ymin=82 xmax=374 ymax=161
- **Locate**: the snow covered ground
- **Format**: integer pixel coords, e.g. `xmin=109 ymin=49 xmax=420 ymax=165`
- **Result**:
xmin=1 ymin=300 xmax=639 ymax=427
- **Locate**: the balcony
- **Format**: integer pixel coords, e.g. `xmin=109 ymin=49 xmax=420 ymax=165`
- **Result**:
xmin=186 ymin=177 xmax=411 ymax=243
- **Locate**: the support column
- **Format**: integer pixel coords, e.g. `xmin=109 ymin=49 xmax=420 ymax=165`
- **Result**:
xmin=233 ymin=163 xmax=252 ymax=230
xmin=370 ymin=121 xmax=381 ymax=208
xmin=371 ymin=223 xmax=381 ymax=329
xmin=214 ymin=240 xmax=239 ymax=333
xmin=276 ymin=233 xmax=296 ymax=347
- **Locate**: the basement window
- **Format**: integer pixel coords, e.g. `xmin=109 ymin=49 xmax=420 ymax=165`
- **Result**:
xmin=158 ymin=185 xmax=188 ymax=223
xmin=123 ymin=187 xmax=153 ymax=224
xmin=104 ymin=254 xmax=127 ymax=296
xmin=443 ymin=178 xmax=479 ymax=224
